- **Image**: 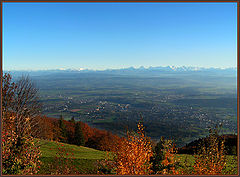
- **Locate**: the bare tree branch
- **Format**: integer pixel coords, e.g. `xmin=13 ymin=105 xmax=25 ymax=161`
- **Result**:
xmin=2 ymin=73 xmax=42 ymax=138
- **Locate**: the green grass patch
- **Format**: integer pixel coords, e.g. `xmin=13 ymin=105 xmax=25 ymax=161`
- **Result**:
xmin=39 ymin=139 xmax=106 ymax=159
xmin=38 ymin=139 xmax=107 ymax=174
xmin=38 ymin=157 xmax=99 ymax=174
xmin=175 ymin=154 xmax=238 ymax=175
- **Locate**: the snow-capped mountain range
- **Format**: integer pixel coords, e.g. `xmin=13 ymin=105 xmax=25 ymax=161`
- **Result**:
xmin=52 ymin=65 xmax=236 ymax=72
xmin=5 ymin=66 xmax=237 ymax=78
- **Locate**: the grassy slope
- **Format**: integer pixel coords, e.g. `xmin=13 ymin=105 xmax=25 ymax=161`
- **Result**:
xmin=39 ymin=139 xmax=106 ymax=159
xmin=38 ymin=139 xmax=107 ymax=174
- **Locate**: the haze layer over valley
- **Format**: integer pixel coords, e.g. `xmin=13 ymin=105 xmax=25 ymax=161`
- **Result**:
xmin=6 ymin=66 xmax=237 ymax=146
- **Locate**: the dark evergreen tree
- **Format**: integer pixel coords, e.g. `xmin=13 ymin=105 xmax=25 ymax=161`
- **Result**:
xmin=74 ymin=122 xmax=85 ymax=146
xmin=58 ymin=115 xmax=68 ymax=143
xmin=150 ymin=136 xmax=165 ymax=174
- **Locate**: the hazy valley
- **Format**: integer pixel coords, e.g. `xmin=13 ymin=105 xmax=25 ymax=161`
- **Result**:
xmin=8 ymin=66 xmax=237 ymax=147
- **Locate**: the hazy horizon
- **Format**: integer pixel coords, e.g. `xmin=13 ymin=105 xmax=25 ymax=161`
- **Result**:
xmin=3 ymin=65 xmax=238 ymax=72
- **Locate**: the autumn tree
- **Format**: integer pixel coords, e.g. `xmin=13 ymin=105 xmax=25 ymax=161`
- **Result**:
xmin=160 ymin=139 xmax=181 ymax=175
xmin=39 ymin=116 xmax=57 ymax=140
xmin=2 ymin=73 xmax=42 ymax=174
xmin=193 ymin=125 xmax=226 ymax=175
xmin=2 ymin=73 xmax=16 ymax=115
xmin=110 ymin=121 xmax=153 ymax=175
xmin=13 ymin=75 xmax=42 ymax=137
xmin=85 ymin=130 xmax=120 ymax=151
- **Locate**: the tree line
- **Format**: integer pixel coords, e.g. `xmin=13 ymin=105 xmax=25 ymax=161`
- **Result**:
xmin=40 ymin=115 xmax=121 ymax=151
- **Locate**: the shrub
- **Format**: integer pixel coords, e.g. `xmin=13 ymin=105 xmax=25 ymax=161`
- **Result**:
xmin=160 ymin=139 xmax=182 ymax=175
xmin=193 ymin=125 xmax=226 ymax=175
xmin=100 ymin=121 xmax=153 ymax=175
xmin=2 ymin=115 xmax=41 ymax=175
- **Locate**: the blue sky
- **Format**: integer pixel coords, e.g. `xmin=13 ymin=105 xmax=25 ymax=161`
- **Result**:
xmin=3 ymin=2 xmax=237 ymax=71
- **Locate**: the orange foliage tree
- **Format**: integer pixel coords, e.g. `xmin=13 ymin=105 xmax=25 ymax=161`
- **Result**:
xmin=160 ymin=139 xmax=181 ymax=175
xmin=39 ymin=116 xmax=56 ymax=140
xmin=193 ymin=126 xmax=226 ymax=175
xmin=110 ymin=121 xmax=153 ymax=175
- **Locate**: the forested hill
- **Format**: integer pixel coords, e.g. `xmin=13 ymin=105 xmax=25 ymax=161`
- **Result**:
xmin=43 ymin=116 xmax=237 ymax=156
xmin=177 ymin=134 xmax=237 ymax=155
xmin=40 ymin=116 xmax=122 ymax=151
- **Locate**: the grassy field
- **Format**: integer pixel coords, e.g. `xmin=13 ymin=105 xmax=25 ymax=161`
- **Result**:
xmin=38 ymin=139 xmax=238 ymax=175
xmin=38 ymin=139 xmax=107 ymax=174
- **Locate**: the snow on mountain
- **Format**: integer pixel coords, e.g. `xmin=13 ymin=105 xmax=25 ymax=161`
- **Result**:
xmin=5 ymin=66 xmax=236 ymax=75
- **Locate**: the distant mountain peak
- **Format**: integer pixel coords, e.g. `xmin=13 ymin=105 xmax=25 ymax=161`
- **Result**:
xmin=139 ymin=66 xmax=146 ymax=70
xmin=5 ymin=66 xmax=236 ymax=73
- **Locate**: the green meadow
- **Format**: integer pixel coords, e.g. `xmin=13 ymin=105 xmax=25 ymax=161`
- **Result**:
xmin=38 ymin=139 xmax=107 ymax=174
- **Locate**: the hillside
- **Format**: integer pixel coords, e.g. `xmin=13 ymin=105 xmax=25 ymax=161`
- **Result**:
xmin=177 ymin=134 xmax=237 ymax=155
xmin=38 ymin=139 xmax=107 ymax=174
xmin=39 ymin=139 xmax=107 ymax=159
xmin=40 ymin=116 xmax=121 ymax=151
